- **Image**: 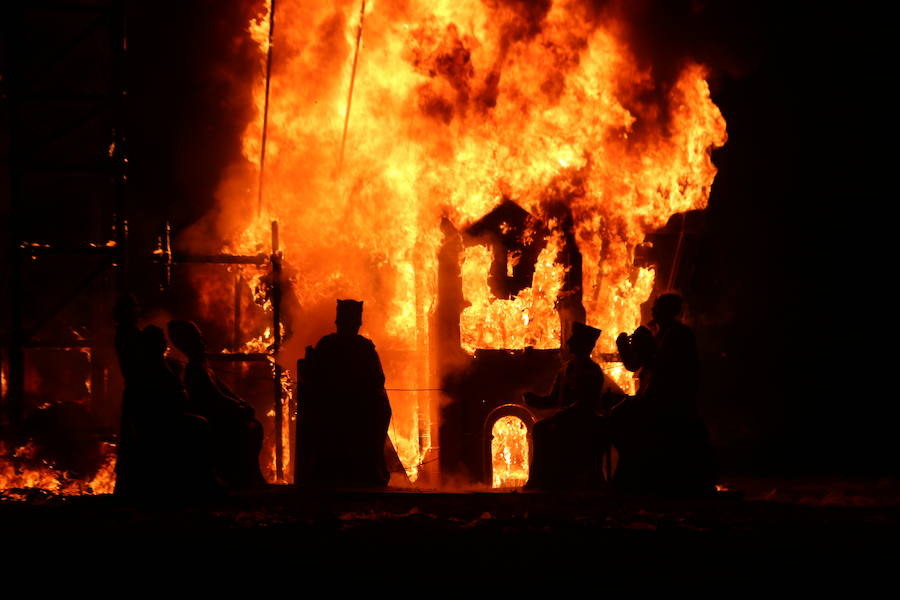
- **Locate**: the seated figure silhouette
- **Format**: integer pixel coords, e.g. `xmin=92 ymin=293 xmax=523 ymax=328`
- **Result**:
xmin=113 ymin=300 xmax=217 ymax=497
xmin=113 ymin=294 xmax=144 ymax=496
xmin=611 ymin=293 xmax=715 ymax=495
xmin=524 ymin=322 xmax=608 ymax=490
xmin=167 ymin=320 xmax=266 ymax=489
xmin=296 ymin=299 xmax=392 ymax=488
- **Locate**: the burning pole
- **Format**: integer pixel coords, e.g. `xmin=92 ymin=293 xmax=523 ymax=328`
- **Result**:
xmin=337 ymin=0 xmax=366 ymax=173
xmin=248 ymin=0 xmax=289 ymax=480
xmin=414 ymin=237 xmax=433 ymax=480
xmin=233 ymin=274 xmax=243 ymax=352
xmin=256 ymin=0 xmax=277 ymax=217
xmin=270 ymin=221 xmax=284 ymax=481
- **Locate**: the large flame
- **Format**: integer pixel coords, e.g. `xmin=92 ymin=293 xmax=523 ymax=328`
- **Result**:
xmin=460 ymin=233 xmax=566 ymax=354
xmin=211 ymin=0 xmax=725 ymax=481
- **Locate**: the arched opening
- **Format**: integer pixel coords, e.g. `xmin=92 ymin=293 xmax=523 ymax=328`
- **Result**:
xmin=491 ymin=416 xmax=529 ymax=488
xmin=484 ymin=404 xmax=535 ymax=488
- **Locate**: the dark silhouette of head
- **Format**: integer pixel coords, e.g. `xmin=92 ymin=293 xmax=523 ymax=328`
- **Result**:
xmin=167 ymin=320 xmax=206 ymax=360
xmin=336 ymin=299 xmax=363 ymax=335
xmin=567 ymin=322 xmax=601 ymax=357
xmin=139 ymin=325 xmax=168 ymax=361
xmin=113 ymin=293 xmax=139 ymax=326
xmin=651 ymin=293 xmax=683 ymax=325
xmin=564 ymin=358 xmax=604 ymax=409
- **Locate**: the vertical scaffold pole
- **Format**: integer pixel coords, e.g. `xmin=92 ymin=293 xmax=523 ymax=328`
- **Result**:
xmin=271 ymin=221 xmax=284 ymax=481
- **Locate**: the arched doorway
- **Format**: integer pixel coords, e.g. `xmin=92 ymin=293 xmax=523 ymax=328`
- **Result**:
xmin=483 ymin=404 xmax=536 ymax=488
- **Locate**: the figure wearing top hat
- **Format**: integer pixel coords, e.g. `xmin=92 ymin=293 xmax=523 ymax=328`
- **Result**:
xmin=524 ymin=322 xmax=604 ymax=411
xmin=296 ymin=299 xmax=392 ymax=487
xmin=523 ymin=322 xmax=608 ymax=490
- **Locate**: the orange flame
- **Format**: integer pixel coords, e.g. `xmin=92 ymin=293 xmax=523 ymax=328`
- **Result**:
xmin=0 ymin=441 xmax=116 ymax=498
xmin=461 ymin=233 xmax=566 ymax=354
xmin=491 ymin=416 xmax=529 ymax=488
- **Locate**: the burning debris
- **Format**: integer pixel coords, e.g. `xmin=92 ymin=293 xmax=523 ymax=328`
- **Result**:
xmin=0 ymin=440 xmax=116 ymax=500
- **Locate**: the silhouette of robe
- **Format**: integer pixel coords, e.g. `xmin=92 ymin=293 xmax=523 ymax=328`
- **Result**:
xmin=182 ymin=360 xmax=266 ymax=489
xmin=612 ymin=321 xmax=714 ymax=494
xmin=525 ymin=356 xmax=608 ymax=490
xmin=298 ymin=332 xmax=391 ymax=487
xmin=113 ymin=316 xmax=143 ymax=496
xmin=115 ymin=326 xmax=215 ymax=497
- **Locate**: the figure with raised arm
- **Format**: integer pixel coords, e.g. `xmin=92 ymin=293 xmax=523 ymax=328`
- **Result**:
xmin=612 ymin=293 xmax=715 ymax=495
xmin=524 ymin=322 xmax=608 ymax=490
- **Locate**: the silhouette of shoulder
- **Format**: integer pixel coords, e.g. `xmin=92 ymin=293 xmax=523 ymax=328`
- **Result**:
xmin=315 ymin=333 xmax=377 ymax=352
xmin=658 ymin=321 xmax=698 ymax=360
xmin=671 ymin=321 xmax=695 ymax=340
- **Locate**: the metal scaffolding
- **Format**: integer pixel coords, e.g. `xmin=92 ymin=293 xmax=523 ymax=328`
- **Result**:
xmin=155 ymin=220 xmax=288 ymax=481
xmin=2 ymin=1 xmax=290 ymax=482
xmin=3 ymin=0 xmax=128 ymax=427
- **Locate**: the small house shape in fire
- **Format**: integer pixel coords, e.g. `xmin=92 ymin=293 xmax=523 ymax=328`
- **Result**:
xmin=436 ymin=198 xmax=589 ymax=487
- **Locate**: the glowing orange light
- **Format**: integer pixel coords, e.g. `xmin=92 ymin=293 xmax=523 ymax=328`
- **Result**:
xmin=491 ymin=416 xmax=529 ymax=488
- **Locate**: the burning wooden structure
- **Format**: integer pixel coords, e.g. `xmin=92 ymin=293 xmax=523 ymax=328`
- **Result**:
xmin=219 ymin=0 xmax=726 ymax=487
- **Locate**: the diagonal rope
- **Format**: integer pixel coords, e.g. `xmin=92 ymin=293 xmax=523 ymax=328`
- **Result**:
xmin=256 ymin=0 xmax=278 ymax=216
xmin=337 ymin=0 xmax=366 ymax=173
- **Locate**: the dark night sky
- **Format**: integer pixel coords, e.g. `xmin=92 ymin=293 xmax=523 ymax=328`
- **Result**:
xmin=2 ymin=1 xmax=892 ymax=475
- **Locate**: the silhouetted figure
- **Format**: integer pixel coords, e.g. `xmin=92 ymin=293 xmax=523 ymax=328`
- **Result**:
xmin=611 ymin=293 xmax=715 ymax=495
xmin=113 ymin=294 xmax=143 ymax=496
xmin=616 ymin=324 xmax=655 ymax=376
xmin=113 ymin=300 xmax=217 ymax=497
xmin=524 ymin=323 xmax=608 ymax=490
xmin=167 ymin=320 xmax=266 ymax=489
xmin=296 ymin=299 xmax=391 ymax=487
